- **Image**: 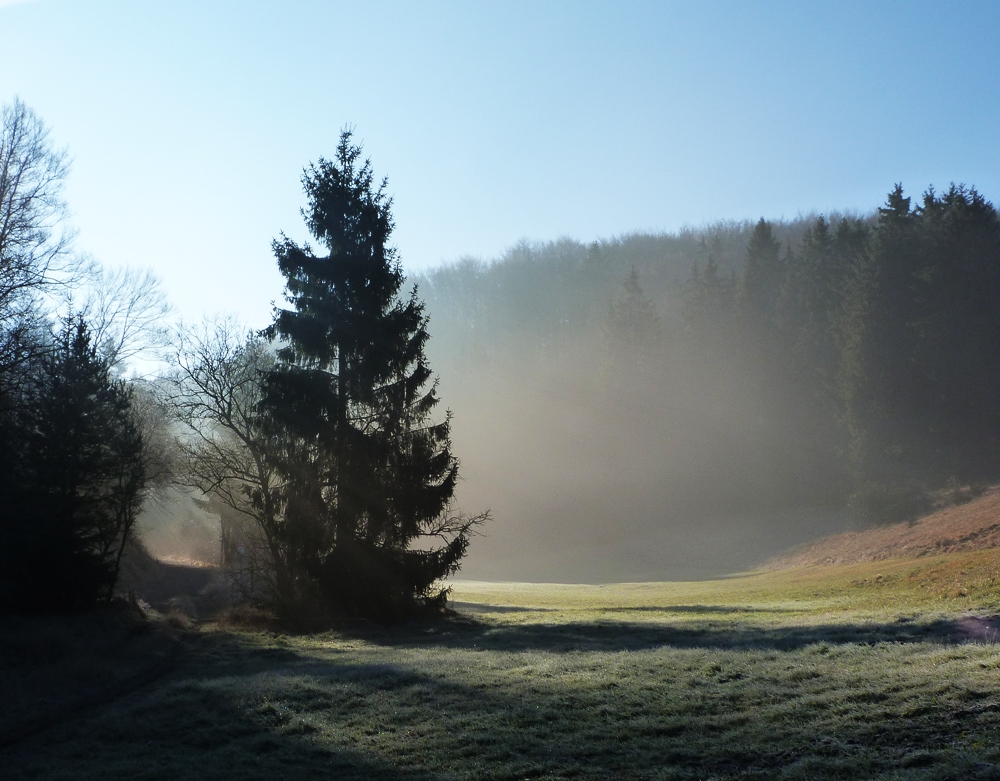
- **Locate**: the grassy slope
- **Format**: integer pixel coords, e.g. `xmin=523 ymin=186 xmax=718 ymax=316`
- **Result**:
xmin=7 ymin=501 xmax=1000 ymax=780
xmin=767 ymin=487 xmax=1000 ymax=568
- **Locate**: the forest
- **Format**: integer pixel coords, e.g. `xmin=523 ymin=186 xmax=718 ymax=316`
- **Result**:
xmin=416 ymin=186 xmax=1000 ymax=581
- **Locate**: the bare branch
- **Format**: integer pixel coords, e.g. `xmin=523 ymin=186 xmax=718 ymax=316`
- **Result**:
xmin=0 ymin=98 xmax=74 ymax=324
xmin=164 ymin=316 xmax=285 ymax=584
xmin=78 ymin=265 xmax=172 ymax=368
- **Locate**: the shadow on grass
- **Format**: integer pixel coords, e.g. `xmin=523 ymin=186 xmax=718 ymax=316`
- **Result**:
xmin=349 ymin=612 xmax=984 ymax=653
xmin=0 ymin=636 xmax=858 ymax=781
xmin=8 ymin=617 xmax=999 ymax=781
xmin=4 ymin=640 xmax=449 ymax=781
xmin=604 ymin=604 xmax=800 ymax=614
xmin=8 ymin=631 xmax=700 ymax=781
xmin=450 ymin=601 xmax=556 ymax=614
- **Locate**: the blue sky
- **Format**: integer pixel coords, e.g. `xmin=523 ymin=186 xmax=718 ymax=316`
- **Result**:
xmin=2 ymin=0 xmax=998 ymax=329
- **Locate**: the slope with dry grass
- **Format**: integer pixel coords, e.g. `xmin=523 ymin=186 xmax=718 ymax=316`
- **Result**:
xmin=766 ymin=487 xmax=1000 ymax=569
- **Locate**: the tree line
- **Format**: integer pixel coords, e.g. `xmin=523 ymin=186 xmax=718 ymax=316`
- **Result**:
xmin=678 ymin=186 xmax=1000 ymax=521
xmin=418 ymin=186 xmax=1000 ymax=533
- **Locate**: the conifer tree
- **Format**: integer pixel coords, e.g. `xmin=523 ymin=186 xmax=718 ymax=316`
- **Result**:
xmin=603 ymin=267 xmax=661 ymax=377
xmin=262 ymin=131 xmax=483 ymax=620
xmin=847 ymin=185 xmax=1000 ymax=486
xmin=740 ymin=218 xmax=784 ymax=323
xmin=1 ymin=317 xmax=145 ymax=611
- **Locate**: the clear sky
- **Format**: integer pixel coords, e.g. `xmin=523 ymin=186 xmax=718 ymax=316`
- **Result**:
xmin=2 ymin=0 xmax=998 ymax=329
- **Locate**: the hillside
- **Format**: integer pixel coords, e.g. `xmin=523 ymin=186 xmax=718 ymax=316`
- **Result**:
xmin=767 ymin=487 xmax=1000 ymax=568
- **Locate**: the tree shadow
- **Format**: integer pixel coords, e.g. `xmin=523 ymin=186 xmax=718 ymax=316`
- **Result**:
xmin=3 ymin=637 xmax=448 ymax=781
xmin=449 ymin=601 xmax=555 ymax=613
xmin=7 ymin=614 xmax=997 ymax=781
xmin=605 ymin=604 xmax=800 ymax=614
xmin=347 ymin=611 xmax=982 ymax=653
xmin=449 ymin=603 xmax=797 ymax=615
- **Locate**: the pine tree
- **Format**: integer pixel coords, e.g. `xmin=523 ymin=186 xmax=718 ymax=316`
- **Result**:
xmin=740 ymin=218 xmax=784 ymax=324
xmin=603 ymin=267 xmax=661 ymax=377
xmin=1 ymin=317 xmax=145 ymax=612
xmin=262 ymin=131 xmax=483 ymax=620
xmin=836 ymin=184 xmax=1000 ymax=521
xmin=910 ymin=185 xmax=1000 ymax=479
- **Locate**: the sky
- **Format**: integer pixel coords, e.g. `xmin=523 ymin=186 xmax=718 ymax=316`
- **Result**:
xmin=2 ymin=0 xmax=998 ymax=331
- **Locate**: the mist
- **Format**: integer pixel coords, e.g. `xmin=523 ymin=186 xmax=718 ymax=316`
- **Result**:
xmin=440 ymin=356 xmax=851 ymax=583
xmin=125 ymin=190 xmax=998 ymax=586
xmin=418 ymin=222 xmax=859 ymax=583
xmin=138 ymin=488 xmax=221 ymax=566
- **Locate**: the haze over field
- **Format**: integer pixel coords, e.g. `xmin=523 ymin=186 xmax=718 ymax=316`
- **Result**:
xmin=420 ymin=228 xmax=855 ymax=582
xmin=424 ymin=184 xmax=1000 ymax=581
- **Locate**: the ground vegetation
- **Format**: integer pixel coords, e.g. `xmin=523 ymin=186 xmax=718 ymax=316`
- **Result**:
xmin=7 ymin=548 xmax=1000 ymax=779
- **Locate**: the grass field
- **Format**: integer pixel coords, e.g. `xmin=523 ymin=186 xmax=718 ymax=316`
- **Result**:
xmin=6 ymin=550 xmax=1000 ymax=780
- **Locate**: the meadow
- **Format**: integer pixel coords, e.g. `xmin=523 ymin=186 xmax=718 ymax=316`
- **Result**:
xmin=6 ymin=551 xmax=1000 ymax=780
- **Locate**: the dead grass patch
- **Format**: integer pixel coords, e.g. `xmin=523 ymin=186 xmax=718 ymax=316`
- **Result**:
xmin=769 ymin=486 xmax=1000 ymax=568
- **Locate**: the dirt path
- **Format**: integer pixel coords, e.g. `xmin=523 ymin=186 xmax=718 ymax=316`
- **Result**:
xmin=139 ymin=561 xmax=231 ymax=622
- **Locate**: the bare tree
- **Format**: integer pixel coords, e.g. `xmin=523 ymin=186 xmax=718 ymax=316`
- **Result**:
xmin=0 ymin=98 xmax=73 ymax=306
xmin=0 ymin=99 xmax=171 ymax=379
xmin=0 ymin=98 xmax=74 ymax=381
xmin=80 ymin=265 xmax=171 ymax=369
xmin=166 ymin=317 xmax=287 ymax=599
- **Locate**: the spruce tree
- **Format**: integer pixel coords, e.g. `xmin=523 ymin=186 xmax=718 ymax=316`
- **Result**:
xmin=603 ymin=267 xmax=661 ymax=377
xmin=262 ymin=131 xmax=480 ymax=620
xmin=854 ymin=185 xmax=1000 ymax=485
xmin=1 ymin=317 xmax=145 ymax=612
xmin=740 ymin=218 xmax=784 ymax=322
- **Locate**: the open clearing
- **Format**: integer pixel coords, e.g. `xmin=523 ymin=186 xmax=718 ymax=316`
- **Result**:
xmin=5 ymin=545 xmax=1000 ymax=780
